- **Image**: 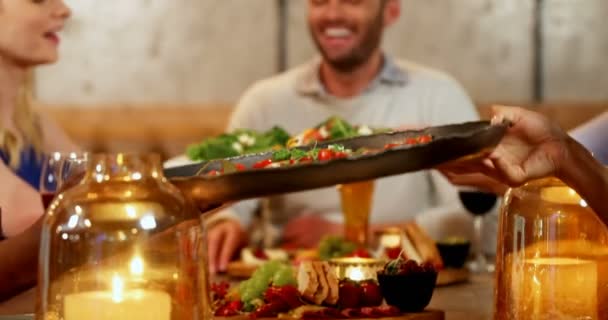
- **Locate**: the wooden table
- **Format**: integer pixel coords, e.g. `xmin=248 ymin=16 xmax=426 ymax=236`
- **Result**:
xmin=0 ymin=274 xmax=494 ymax=320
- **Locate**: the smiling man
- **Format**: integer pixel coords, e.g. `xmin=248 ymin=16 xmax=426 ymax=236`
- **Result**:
xmin=207 ymin=0 xmax=481 ymax=273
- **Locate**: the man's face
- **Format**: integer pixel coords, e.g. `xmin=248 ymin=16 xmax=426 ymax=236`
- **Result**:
xmin=308 ymin=0 xmax=387 ymax=72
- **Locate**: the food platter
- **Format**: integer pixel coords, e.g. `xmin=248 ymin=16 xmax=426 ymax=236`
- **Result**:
xmin=0 ymin=313 xmax=445 ymax=320
xmin=215 ymin=310 xmax=445 ymax=320
xmin=226 ymin=261 xmax=469 ymax=287
xmin=165 ymin=121 xmax=507 ymax=205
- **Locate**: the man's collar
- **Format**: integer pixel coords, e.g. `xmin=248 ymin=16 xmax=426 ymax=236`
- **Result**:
xmin=295 ymin=55 xmax=408 ymax=97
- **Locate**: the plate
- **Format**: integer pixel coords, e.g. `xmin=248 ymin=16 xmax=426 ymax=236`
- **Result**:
xmin=165 ymin=121 xmax=506 ymax=206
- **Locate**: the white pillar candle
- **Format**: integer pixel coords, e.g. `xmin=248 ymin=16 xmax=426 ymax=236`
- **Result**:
xmin=64 ymin=275 xmax=171 ymax=320
xmin=511 ymin=257 xmax=598 ymax=319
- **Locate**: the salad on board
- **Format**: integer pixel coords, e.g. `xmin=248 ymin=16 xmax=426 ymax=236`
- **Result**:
xmin=186 ymin=117 xmax=382 ymax=162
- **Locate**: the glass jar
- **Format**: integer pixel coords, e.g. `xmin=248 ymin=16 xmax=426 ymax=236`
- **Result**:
xmin=494 ymin=177 xmax=608 ymax=320
xmin=36 ymin=153 xmax=211 ymax=320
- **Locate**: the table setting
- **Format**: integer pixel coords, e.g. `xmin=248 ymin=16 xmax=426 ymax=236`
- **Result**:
xmin=0 ymin=119 xmax=605 ymax=320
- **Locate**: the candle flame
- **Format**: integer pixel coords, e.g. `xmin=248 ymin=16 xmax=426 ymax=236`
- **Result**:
xmin=348 ymin=268 xmax=365 ymax=282
xmin=130 ymin=255 xmax=144 ymax=276
xmin=111 ymin=274 xmax=124 ymax=303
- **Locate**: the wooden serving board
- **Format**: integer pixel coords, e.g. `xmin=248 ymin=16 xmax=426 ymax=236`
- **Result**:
xmin=215 ymin=310 xmax=445 ymax=320
xmin=436 ymin=268 xmax=470 ymax=286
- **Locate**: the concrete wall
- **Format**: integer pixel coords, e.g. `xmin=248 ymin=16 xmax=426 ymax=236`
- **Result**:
xmin=36 ymin=0 xmax=278 ymax=105
xmin=34 ymin=0 xmax=608 ymax=105
xmin=543 ymin=0 xmax=608 ymax=102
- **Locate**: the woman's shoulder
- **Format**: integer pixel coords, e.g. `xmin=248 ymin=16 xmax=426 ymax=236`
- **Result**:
xmin=36 ymin=111 xmax=79 ymax=152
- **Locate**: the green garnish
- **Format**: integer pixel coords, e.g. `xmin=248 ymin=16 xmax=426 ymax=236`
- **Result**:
xmin=187 ymin=127 xmax=290 ymax=161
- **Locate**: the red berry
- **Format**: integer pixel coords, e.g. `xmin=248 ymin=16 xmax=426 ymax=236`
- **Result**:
xmin=253 ymin=248 xmax=269 ymax=260
xmin=360 ymin=281 xmax=383 ymax=307
xmin=338 ymin=281 xmax=362 ymax=309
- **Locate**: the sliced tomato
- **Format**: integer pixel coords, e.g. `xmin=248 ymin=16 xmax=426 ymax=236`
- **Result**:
xmin=418 ymin=134 xmax=432 ymax=143
xmin=207 ymin=170 xmax=222 ymax=176
xmin=303 ymin=129 xmax=324 ymax=144
xmin=253 ymin=159 xmax=273 ymax=169
xmin=405 ymin=137 xmax=418 ymax=145
xmin=235 ymin=163 xmax=246 ymax=171
xmin=299 ymin=156 xmax=313 ymax=164
xmin=384 ymin=143 xmax=399 ymax=150
xmin=317 ymin=149 xmax=334 ymax=161
xmin=333 ymin=151 xmax=348 ymax=159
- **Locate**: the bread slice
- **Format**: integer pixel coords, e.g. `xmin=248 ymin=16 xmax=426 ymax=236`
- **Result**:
xmin=321 ymin=262 xmax=339 ymax=305
xmin=405 ymin=222 xmax=444 ymax=268
xmin=297 ymin=262 xmax=319 ymax=302
xmin=400 ymin=229 xmax=423 ymax=263
xmin=312 ymin=262 xmax=329 ymax=305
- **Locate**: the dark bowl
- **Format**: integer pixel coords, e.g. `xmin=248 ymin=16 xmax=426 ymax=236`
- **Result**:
xmin=436 ymin=241 xmax=471 ymax=269
xmin=377 ymin=271 xmax=438 ymax=313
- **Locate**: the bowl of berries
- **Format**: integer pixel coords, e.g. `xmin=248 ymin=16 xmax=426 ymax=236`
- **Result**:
xmin=377 ymin=259 xmax=438 ymax=312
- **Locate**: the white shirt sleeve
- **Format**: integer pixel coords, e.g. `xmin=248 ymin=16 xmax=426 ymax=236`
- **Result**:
xmin=570 ymin=111 xmax=608 ymax=165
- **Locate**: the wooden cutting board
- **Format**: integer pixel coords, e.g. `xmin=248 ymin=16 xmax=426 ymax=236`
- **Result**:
xmin=215 ymin=310 xmax=445 ymax=320
xmin=436 ymin=268 xmax=470 ymax=286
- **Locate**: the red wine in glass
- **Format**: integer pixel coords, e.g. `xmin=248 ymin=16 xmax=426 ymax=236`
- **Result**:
xmin=458 ymin=191 xmax=497 ymax=216
xmin=459 ymin=190 xmax=497 ymax=273
xmin=41 ymin=192 xmax=56 ymax=210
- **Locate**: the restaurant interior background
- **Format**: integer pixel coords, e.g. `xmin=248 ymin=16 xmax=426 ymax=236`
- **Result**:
xmin=32 ymin=0 xmax=608 ymax=159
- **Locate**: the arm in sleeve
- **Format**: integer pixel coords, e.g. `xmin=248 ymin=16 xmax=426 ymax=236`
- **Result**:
xmin=570 ymin=111 xmax=608 ymax=165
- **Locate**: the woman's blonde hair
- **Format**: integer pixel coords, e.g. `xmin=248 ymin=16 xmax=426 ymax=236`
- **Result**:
xmin=0 ymin=74 xmax=44 ymax=168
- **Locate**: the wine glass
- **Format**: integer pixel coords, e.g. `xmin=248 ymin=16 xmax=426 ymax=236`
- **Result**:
xmin=40 ymin=152 xmax=88 ymax=210
xmin=458 ymin=188 xmax=497 ymax=273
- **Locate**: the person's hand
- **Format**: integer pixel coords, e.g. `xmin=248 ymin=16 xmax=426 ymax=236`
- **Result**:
xmin=282 ymin=213 xmax=341 ymax=248
xmin=441 ymin=172 xmax=509 ymax=195
xmin=207 ymin=219 xmax=247 ymax=274
xmin=441 ymin=106 xmax=571 ymax=187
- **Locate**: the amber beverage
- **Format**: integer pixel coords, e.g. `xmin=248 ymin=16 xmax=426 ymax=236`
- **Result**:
xmin=338 ymin=180 xmax=375 ymax=247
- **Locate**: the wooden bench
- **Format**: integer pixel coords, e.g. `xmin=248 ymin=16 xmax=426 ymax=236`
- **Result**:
xmin=37 ymin=102 xmax=607 ymax=160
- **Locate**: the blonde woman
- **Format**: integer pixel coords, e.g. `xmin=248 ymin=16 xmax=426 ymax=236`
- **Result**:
xmin=0 ymin=0 xmax=75 ymax=300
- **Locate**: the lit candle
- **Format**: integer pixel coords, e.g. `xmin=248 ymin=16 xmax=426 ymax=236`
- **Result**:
xmin=511 ymin=257 xmax=598 ymax=319
xmin=346 ymin=267 xmax=366 ymax=282
xmin=331 ymin=257 xmax=384 ymax=282
xmin=63 ymin=274 xmax=171 ymax=320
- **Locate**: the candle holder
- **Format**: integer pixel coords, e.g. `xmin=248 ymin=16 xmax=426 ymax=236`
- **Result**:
xmin=329 ymin=257 xmax=384 ymax=282
xmin=36 ymin=153 xmax=212 ymax=320
xmin=374 ymin=227 xmax=405 ymax=260
xmin=495 ymin=177 xmax=608 ymax=319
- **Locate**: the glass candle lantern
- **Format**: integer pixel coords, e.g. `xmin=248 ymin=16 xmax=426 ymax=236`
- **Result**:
xmin=36 ymin=154 xmax=211 ymax=320
xmin=494 ymin=178 xmax=608 ymax=320
xmin=330 ymin=257 xmax=385 ymax=282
